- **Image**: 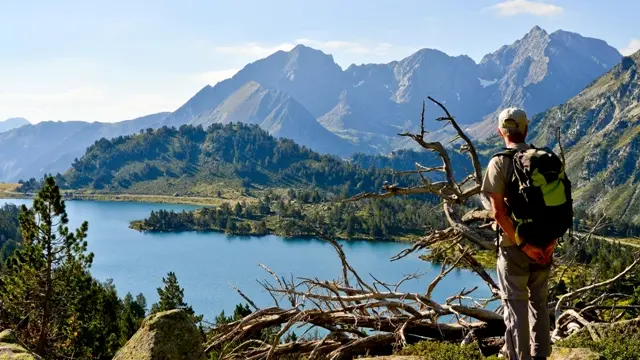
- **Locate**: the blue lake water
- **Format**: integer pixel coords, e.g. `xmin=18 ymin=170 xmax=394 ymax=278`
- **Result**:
xmin=0 ymin=198 xmax=496 ymax=321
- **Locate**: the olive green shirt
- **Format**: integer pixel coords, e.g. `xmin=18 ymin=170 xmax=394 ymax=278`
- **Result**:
xmin=481 ymin=142 xmax=530 ymax=247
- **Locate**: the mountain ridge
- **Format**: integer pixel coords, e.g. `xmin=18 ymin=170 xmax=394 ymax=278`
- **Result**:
xmin=0 ymin=25 xmax=624 ymax=182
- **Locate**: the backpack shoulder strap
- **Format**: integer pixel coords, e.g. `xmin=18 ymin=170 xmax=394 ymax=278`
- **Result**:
xmin=492 ymin=148 xmax=517 ymax=159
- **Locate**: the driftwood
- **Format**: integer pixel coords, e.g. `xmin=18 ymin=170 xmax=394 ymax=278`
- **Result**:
xmin=204 ymin=97 xmax=640 ymax=359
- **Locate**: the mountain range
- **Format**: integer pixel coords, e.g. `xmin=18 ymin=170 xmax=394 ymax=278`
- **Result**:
xmin=0 ymin=25 xmax=623 ymax=182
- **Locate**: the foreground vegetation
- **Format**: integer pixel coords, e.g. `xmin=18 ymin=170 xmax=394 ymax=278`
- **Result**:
xmin=0 ymin=177 xmax=211 ymax=359
xmin=557 ymin=320 xmax=640 ymax=359
xmin=3 ymin=178 xmax=640 ymax=358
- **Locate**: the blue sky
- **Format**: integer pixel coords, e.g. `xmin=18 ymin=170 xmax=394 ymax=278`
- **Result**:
xmin=1 ymin=0 xmax=638 ymax=123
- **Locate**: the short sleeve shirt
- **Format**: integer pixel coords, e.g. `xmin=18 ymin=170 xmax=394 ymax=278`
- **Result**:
xmin=481 ymin=142 xmax=530 ymax=246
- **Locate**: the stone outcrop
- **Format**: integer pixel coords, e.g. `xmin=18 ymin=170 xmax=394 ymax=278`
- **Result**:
xmin=0 ymin=329 xmax=43 ymax=360
xmin=113 ymin=309 xmax=205 ymax=360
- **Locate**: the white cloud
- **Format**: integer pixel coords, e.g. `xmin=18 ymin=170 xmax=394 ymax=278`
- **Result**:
xmin=488 ymin=0 xmax=564 ymax=17
xmin=197 ymin=68 xmax=240 ymax=85
xmin=620 ymin=39 xmax=640 ymax=56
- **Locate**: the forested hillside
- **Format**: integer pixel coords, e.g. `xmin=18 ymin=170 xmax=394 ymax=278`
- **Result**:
xmin=63 ymin=123 xmax=409 ymax=197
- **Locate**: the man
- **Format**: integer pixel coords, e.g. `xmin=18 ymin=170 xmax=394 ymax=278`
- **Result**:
xmin=482 ymin=107 xmax=556 ymax=360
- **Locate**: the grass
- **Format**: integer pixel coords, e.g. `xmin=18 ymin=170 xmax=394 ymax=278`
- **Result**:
xmin=574 ymin=231 xmax=640 ymax=248
xmin=1 ymin=181 xmax=260 ymax=207
xmin=0 ymin=183 xmax=19 ymax=193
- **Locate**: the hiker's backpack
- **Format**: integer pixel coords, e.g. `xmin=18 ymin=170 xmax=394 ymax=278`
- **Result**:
xmin=493 ymin=146 xmax=573 ymax=248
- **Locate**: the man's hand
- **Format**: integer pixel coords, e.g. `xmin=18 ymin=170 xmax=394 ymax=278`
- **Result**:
xmin=541 ymin=239 xmax=557 ymax=264
xmin=521 ymin=243 xmax=548 ymax=264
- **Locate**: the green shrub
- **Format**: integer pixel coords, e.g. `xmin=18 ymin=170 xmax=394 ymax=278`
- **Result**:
xmin=399 ymin=340 xmax=500 ymax=360
xmin=557 ymin=322 xmax=640 ymax=360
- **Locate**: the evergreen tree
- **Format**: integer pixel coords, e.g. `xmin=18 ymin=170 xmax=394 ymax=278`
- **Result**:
xmin=119 ymin=292 xmax=147 ymax=345
xmin=150 ymin=271 xmax=202 ymax=324
xmin=0 ymin=176 xmax=92 ymax=356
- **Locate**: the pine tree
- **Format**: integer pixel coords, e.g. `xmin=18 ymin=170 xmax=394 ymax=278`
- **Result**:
xmin=119 ymin=292 xmax=147 ymax=345
xmin=0 ymin=176 xmax=92 ymax=356
xmin=150 ymin=271 xmax=202 ymax=324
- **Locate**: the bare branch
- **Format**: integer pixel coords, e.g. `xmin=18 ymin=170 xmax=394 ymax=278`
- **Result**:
xmin=426 ymin=248 xmax=468 ymax=298
xmin=229 ymin=283 xmax=259 ymax=311
xmin=427 ymin=96 xmax=483 ymax=186
xmin=554 ymin=255 xmax=640 ymax=331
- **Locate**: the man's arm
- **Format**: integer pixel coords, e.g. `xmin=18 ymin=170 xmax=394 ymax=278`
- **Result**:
xmin=487 ymin=191 xmax=548 ymax=263
xmin=487 ymin=192 xmax=518 ymax=245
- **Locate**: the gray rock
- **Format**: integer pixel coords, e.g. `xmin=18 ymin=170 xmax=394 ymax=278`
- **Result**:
xmin=113 ymin=309 xmax=205 ymax=360
xmin=0 ymin=329 xmax=43 ymax=360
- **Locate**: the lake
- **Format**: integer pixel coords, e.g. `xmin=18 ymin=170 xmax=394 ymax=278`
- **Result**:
xmin=0 ymin=198 xmax=496 ymax=321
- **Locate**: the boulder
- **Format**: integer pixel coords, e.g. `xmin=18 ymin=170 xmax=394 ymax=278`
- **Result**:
xmin=0 ymin=329 xmax=43 ymax=360
xmin=113 ymin=309 xmax=205 ymax=360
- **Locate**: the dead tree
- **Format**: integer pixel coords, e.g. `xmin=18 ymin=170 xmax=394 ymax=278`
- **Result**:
xmin=204 ymin=97 xmax=640 ymax=359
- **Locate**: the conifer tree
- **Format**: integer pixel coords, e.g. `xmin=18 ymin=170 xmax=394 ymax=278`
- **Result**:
xmin=0 ymin=176 xmax=92 ymax=355
xmin=150 ymin=271 xmax=202 ymax=324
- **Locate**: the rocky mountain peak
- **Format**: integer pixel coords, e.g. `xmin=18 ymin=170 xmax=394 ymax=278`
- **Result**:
xmin=526 ymin=25 xmax=548 ymax=37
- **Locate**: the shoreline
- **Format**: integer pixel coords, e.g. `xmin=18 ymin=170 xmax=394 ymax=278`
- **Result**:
xmin=0 ymin=190 xmax=239 ymax=207
xmin=128 ymin=220 xmax=415 ymax=244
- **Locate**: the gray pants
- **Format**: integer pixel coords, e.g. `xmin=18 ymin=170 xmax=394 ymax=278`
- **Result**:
xmin=497 ymin=246 xmax=552 ymax=360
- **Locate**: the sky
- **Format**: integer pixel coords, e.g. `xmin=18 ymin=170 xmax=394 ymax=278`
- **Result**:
xmin=1 ymin=0 xmax=638 ymax=123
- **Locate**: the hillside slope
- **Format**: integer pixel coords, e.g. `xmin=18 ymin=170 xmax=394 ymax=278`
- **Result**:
xmin=529 ymin=51 xmax=640 ymax=224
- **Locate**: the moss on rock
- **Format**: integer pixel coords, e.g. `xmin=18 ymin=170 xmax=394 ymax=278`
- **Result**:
xmin=0 ymin=330 xmax=43 ymax=360
xmin=113 ymin=309 xmax=205 ymax=360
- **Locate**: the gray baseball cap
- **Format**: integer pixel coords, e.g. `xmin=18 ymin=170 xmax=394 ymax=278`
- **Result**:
xmin=498 ymin=107 xmax=529 ymax=134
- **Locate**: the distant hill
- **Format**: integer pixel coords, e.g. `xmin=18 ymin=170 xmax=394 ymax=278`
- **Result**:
xmin=0 ymin=118 xmax=29 ymax=133
xmin=528 ymin=51 xmax=640 ymax=225
xmin=63 ymin=123 xmax=401 ymax=196
xmin=0 ymin=113 xmax=168 ymax=182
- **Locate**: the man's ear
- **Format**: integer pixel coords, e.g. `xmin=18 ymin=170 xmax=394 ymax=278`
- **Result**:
xmin=498 ymin=128 xmax=504 ymax=138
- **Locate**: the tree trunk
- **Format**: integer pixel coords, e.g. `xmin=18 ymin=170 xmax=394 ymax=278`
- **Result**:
xmin=37 ymin=207 xmax=53 ymax=355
